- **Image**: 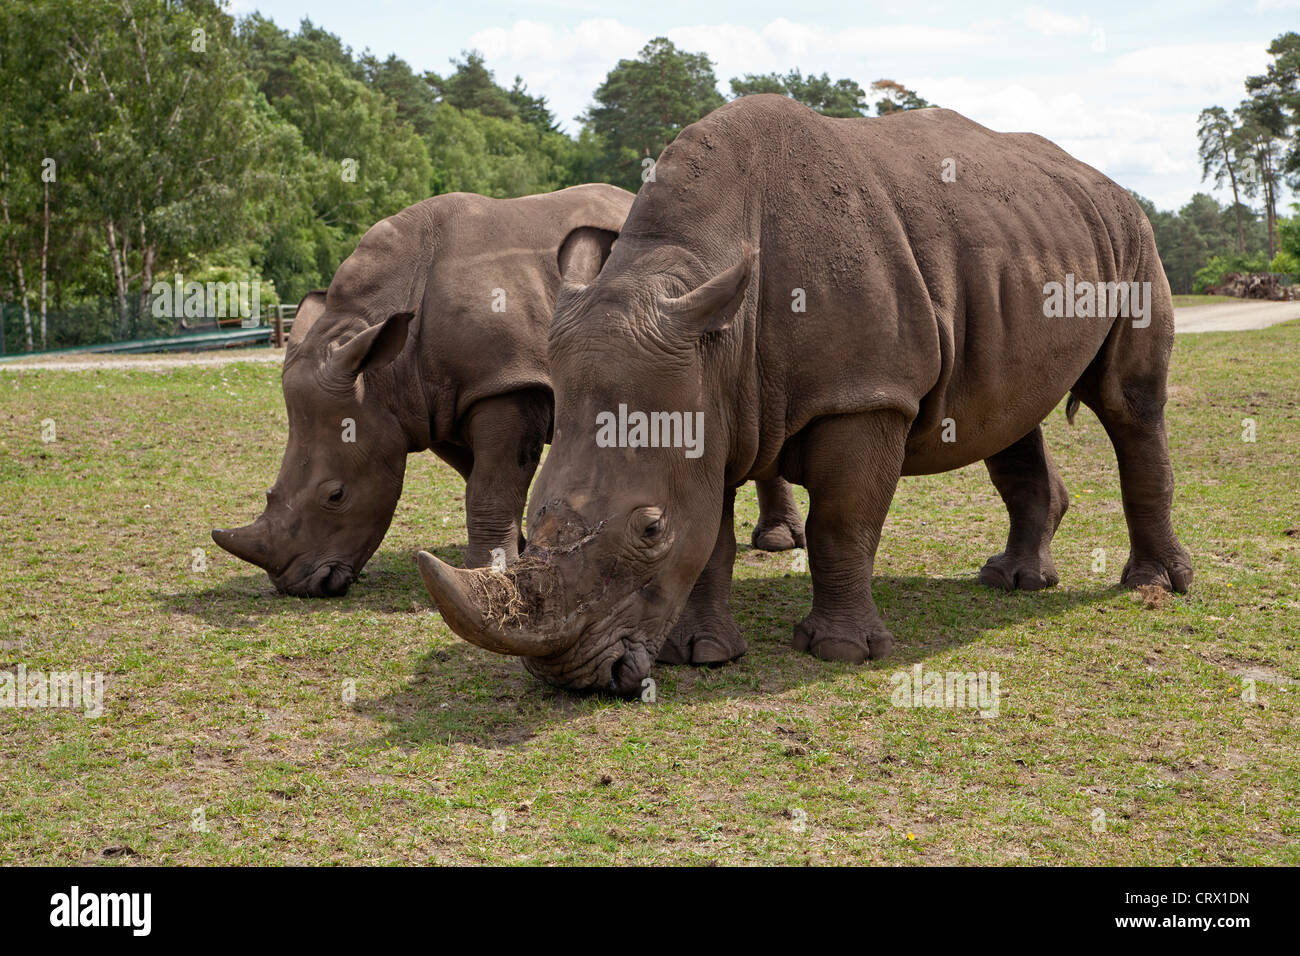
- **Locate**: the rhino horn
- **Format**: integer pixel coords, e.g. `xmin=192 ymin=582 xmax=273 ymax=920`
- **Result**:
xmin=212 ymin=519 xmax=277 ymax=573
xmin=416 ymin=551 xmax=580 ymax=658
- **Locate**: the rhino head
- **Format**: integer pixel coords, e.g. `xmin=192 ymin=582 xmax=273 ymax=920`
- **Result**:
xmin=213 ymin=291 xmax=416 ymax=597
xmin=418 ymin=244 xmax=756 ymax=693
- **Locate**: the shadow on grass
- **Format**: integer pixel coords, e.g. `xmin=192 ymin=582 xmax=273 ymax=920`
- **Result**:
xmin=354 ymin=571 xmax=1119 ymax=751
xmin=154 ymin=545 xmax=467 ymax=624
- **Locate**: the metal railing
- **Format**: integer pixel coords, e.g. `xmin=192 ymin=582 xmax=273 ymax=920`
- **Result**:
xmin=0 ymin=301 xmax=299 ymax=360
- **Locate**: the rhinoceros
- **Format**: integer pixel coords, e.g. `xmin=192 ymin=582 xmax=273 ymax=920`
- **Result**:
xmin=212 ymin=183 xmax=806 ymax=596
xmin=416 ymin=95 xmax=1193 ymax=694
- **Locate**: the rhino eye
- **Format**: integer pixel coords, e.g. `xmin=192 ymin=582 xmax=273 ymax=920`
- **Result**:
xmin=325 ymin=484 xmax=345 ymax=504
xmin=631 ymin=507 xmax=665 ymax=544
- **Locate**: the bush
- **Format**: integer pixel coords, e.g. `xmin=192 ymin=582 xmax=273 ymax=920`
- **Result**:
xmin=1269 ymin=250 xmax=1299 ymax=276
xmin=1193 ymin=252 xmax=1271 ymax=293
xmin=1277 ymin=213 xmax=1300 ymax=277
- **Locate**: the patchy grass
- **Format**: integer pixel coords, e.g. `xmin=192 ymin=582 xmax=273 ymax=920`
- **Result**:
xmin=0 ymin=322 xmax=1297 ymax=865
xmin=1170 ymin=294 xmax=1239 ymax=308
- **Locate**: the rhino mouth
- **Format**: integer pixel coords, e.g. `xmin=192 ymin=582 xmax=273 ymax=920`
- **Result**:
xmin=418 ymin=522 xmax=684 ymax=694
xmin=521 ymin=592 xmax=673 ymax=696
xmin=276 ymin=562 xmax=355 ymax=598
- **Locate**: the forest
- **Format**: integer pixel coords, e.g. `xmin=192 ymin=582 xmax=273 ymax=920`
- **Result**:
xmin=0 ymin=0 xmax=1296 ymax=351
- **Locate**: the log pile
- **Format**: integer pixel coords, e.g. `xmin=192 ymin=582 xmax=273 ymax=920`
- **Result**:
xmin=1205 ymin=272 xmax=1299 ymax=300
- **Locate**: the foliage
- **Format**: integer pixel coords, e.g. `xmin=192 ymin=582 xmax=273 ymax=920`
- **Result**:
xmin=870 ymin=79 xmax=934 ymax=114
xmin=1245 ymin=32 xmax=1300 ymax=186
xmin=729 ymin=70 xmax=870 ymax=117
xmin=584 ymin=37 xmax=726 ymax=190
xmin=1135 ymin=192 xmax=1272 ymax=295
xmin=1 ymin=8 xmax=1294 ymax=350
xmin=1278 ymin=205 xmax=1300 ymax=265
xmin=1269 ymin=249 xmax=1298 ymax=275
xmin=425 ymin=106 xmax=579 ymax=199
xmin=1192 ymin=252 xmax=1272 ymax=293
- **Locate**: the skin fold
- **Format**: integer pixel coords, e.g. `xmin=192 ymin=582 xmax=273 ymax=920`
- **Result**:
xmin=213 ymin=183 xmax=806 ymax=596
xmin=419 ymin=95 xmax=1192 ymax=695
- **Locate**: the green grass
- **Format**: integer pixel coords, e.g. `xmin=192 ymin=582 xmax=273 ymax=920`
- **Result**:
xmin=1170 ymin=294 xmax=1238 ymax=308
xmin=0 ymin=323 xmax=1297 ymax=865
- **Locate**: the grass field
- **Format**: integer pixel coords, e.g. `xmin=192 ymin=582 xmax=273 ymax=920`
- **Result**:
xmin=1169 ymin=294 xmax=1238 ymax=308
xmin=1 ymin=322 xmax=1297 ymax=865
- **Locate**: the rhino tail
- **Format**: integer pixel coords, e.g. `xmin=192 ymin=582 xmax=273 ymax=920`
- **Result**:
xmin=1065 ymin=392 xmax=1081 ymax=425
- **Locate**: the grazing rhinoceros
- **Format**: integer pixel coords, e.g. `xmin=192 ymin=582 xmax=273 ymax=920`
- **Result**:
xmin=213 ymin=183 xmax=806 ymax=597
xmin=416 ymin=95 xmax=1192 ymax=694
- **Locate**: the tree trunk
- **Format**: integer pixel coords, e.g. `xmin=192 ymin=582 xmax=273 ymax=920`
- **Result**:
xmin=139 ymin=244 xmax=155 ymax=331
xmin=105 ymin=220 xmax=131 ymax=334
xmin=137 ymin=202 xmax=154 ymax=333
xmin=1218 ymin=129 xmax=1245 ymax=254
xmin=1264 ymin=151 xmax=1277 ymax=261
xmin=0 ymin=187 xmax=33 ymax=351
xmin=18 ymin=272 xmax=32 ymax=351
xmin=40 ymin=178 xmax=49 ymax=350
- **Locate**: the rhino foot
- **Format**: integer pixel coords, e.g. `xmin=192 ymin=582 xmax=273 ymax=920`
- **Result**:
xmin=792 ymin=611 xmax=894 ymax=663
xmin=1121 ymin=551 xmax=1193 ymax=594
xmin=979 ymin=552 xmax=1060 ymax=591
xmin=751 ymin=517 xmax=806 ymax=552
xmin=657 ymin=609 xmax=746 ymax=666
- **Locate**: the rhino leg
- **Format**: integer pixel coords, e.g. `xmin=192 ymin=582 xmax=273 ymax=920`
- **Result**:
xmin=1110 ymin=423 xmax=1192 ymax=592
xmin=790 ymin=410 xmax=909 ymax=663
xmin=751 ymin=478 xmax=806 ymax=551
xmin=460 ymin=390 xmax=549 ymax=569
xmin=1075 ymin=397 xmax=1193 ymax=593
xmin=978 ymin=425 xmax=1068 ymax=591
xmin=658 ymin=486 xmax=746 ymax=666
xmin=1072 ymin=299 xmax=1192 ymax=593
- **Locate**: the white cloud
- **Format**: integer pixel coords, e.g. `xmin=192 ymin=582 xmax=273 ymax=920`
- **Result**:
xmin=1023 ymin=6 xmax=1090 ymax=36
xmin=469 ymin=18 xmax=643 ymax=63
xmin=468 ymin=19 xmax=647 ymax=124
xmin=469 ymin=17 xmax=993 ymax=127
xmin=467 ymin=17 xmax=1277 ymax=210
xmin=1110 ymin=42 xmax=1268 ymax=95
xmin=910 ymin=44 xmax=1272 ymax=208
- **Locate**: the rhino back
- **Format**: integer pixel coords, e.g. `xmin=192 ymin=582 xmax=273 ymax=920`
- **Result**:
xmin=328 ymin=184 xmax=633 ymax=442
xmin=624 ymin=95 xmax=1164 ymax=476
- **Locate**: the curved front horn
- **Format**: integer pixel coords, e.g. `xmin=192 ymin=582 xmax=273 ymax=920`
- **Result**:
xmin=212 ymin=518 xmax=278 ymax=573
xmin=417 ymin=551 xmax=581 ymax=658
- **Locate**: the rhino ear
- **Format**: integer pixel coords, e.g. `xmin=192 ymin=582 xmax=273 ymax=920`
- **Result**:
xmin=286 ymin=290 xmax=328 ymax=352
xmin=329 ymin=311 xmax=415 ymax=378
xmin=558 ymin=226 xmax=618 ymax=291
xmin=661 ymin=244 xmax=757 ymax=338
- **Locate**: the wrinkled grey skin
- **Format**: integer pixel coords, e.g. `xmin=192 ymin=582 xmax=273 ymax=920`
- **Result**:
xmin=419 ymin=95 xmax=1192 ymax=694
xmin=213 ymin=183 xmax=806 ymax=596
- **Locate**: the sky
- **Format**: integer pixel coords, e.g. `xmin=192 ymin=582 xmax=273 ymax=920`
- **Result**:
xmin=228 ymin=0 xmax=1298 ymax=212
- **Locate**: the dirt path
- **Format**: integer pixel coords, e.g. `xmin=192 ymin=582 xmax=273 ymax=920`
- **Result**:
xmin=0 ymin=349 xmax=286 ymax=371
xmin=1174 ymin=300 xmax=1300 ymax=333
xmin=0 ymin=302 xmax=1294 ymax=370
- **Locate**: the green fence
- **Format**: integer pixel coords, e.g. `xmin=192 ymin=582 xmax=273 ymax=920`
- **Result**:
xmin=0 ymin=300 xmax=276 ymax=358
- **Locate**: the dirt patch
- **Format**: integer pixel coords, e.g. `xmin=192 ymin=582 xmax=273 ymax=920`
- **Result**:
xmin=1133 ymin=585 xmax=1173 ymax=610
xmin=0 ymin=349 xmax=284 ymax=372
